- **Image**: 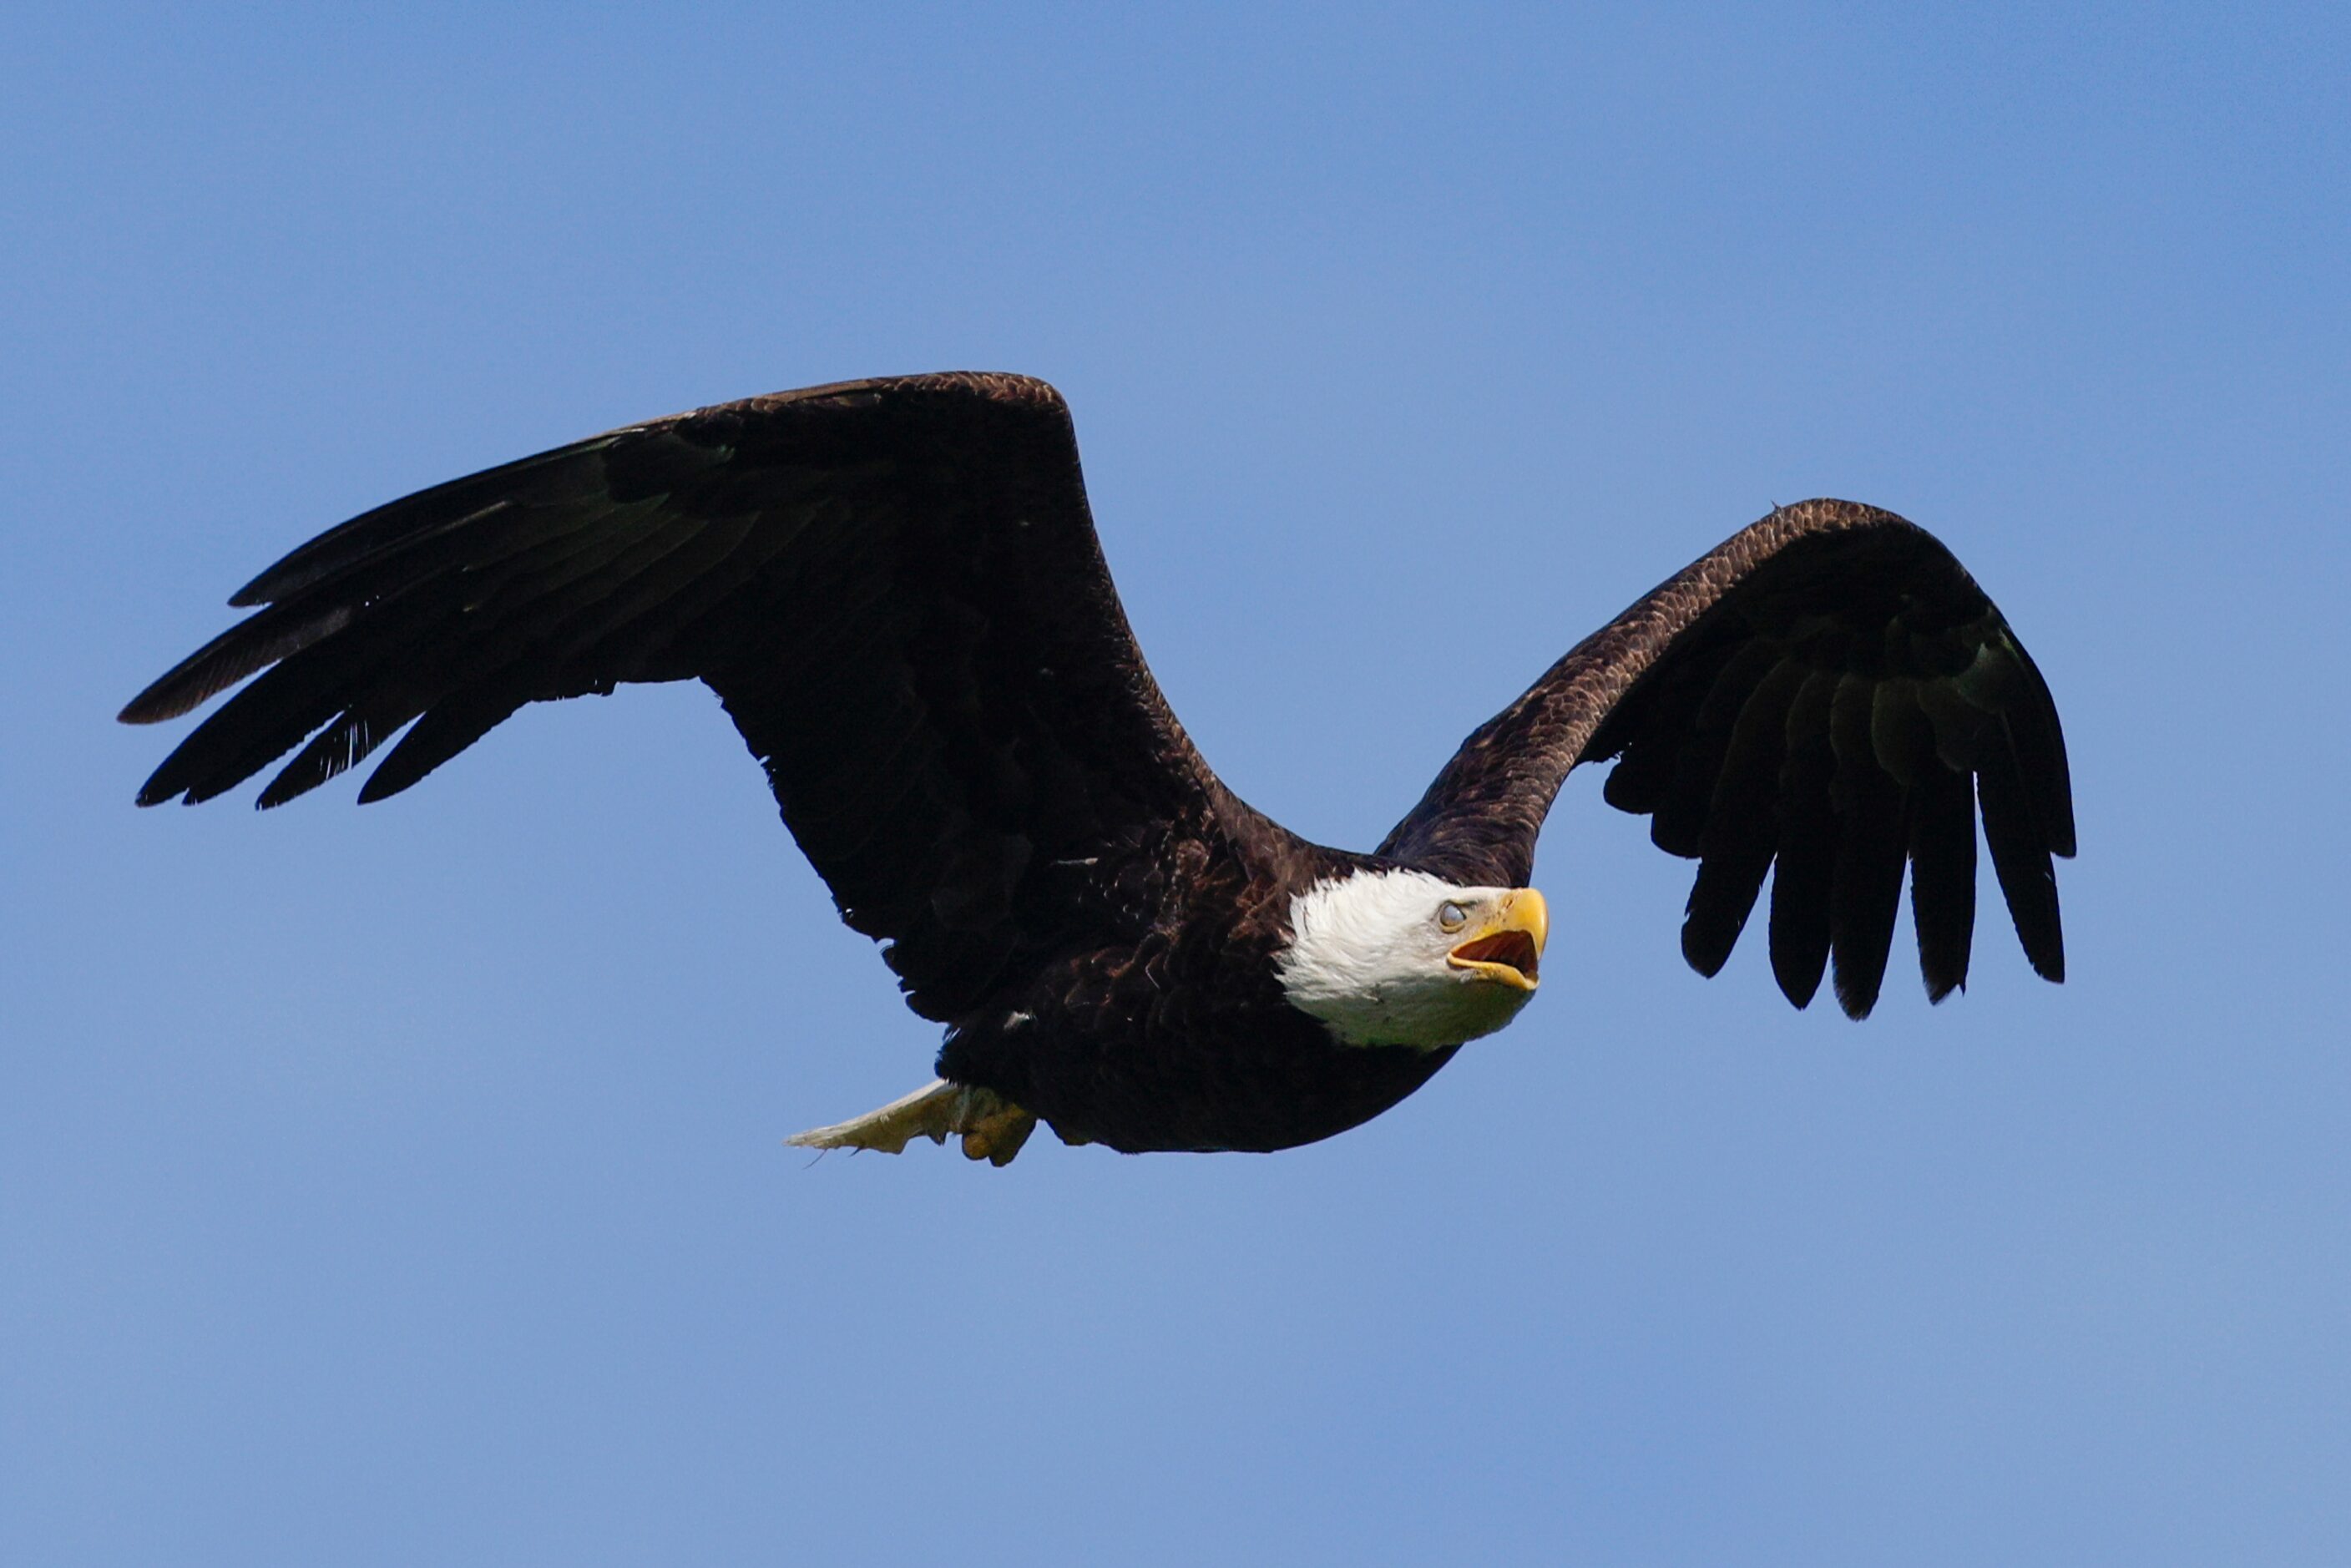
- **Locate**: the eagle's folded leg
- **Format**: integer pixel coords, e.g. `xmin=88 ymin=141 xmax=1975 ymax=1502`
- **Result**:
xmin=786 ymin=1079 xmax=1036 ymax=1166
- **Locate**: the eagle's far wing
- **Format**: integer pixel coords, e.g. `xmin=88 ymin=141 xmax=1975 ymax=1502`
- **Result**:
xmin=1376 ymin=499 xmax=2074 ymax=1019
xmin=124 ymin=372 xmax=1233 ymax=1021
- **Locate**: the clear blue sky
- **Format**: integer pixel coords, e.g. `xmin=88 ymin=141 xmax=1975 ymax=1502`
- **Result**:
xmin=5 ymin=4 xmax=2346 ymax=1564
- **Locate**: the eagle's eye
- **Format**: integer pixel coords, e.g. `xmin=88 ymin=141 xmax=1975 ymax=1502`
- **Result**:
xmin=1438 ymin=900 xmax=1469 ymax=932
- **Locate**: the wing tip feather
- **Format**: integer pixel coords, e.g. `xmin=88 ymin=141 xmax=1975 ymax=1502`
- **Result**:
xmin=1831 ymin=964 xmax=1883 ymax=1021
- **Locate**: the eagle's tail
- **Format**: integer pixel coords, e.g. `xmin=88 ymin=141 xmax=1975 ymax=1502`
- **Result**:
xmin=787 ymin=1079 xmax=1036 ymax=1166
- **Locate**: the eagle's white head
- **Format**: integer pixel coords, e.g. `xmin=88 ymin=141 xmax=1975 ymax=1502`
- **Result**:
xmin=1274 ymin=868 xmax=1550 ymax=1049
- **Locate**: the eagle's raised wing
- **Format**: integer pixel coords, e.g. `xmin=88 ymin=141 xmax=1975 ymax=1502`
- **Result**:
xmin=1378 ymin=499 xmax=2074 ymax=1019
xmin=123 ymin=373 xmax=1233 ymax=1021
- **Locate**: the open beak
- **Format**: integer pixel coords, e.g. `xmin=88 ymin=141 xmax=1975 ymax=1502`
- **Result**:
xmin=1446 ymin=888 xmax=1549 ymax=992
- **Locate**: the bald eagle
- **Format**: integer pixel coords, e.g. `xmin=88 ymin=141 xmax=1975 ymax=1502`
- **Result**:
xmin=123 ymin=373 xmax=2075 ymax=1164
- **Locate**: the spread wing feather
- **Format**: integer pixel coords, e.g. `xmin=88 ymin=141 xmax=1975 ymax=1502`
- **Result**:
xmin=123 ymin=372 xmax=1237 ymax=1021
xmin=1378 ymin=499 xmax=2074 ymax=1017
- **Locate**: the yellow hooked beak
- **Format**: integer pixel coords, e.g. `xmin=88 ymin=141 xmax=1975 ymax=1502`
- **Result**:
xmin=1445 ymin=888 xmax=1550 ymax=992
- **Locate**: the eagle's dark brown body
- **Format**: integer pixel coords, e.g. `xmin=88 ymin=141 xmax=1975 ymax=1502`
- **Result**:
xmin=927 ymin=815 xmax=1454 ymax=1153
xmin=124 ymin=372 xmax=2074 ymax=1158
